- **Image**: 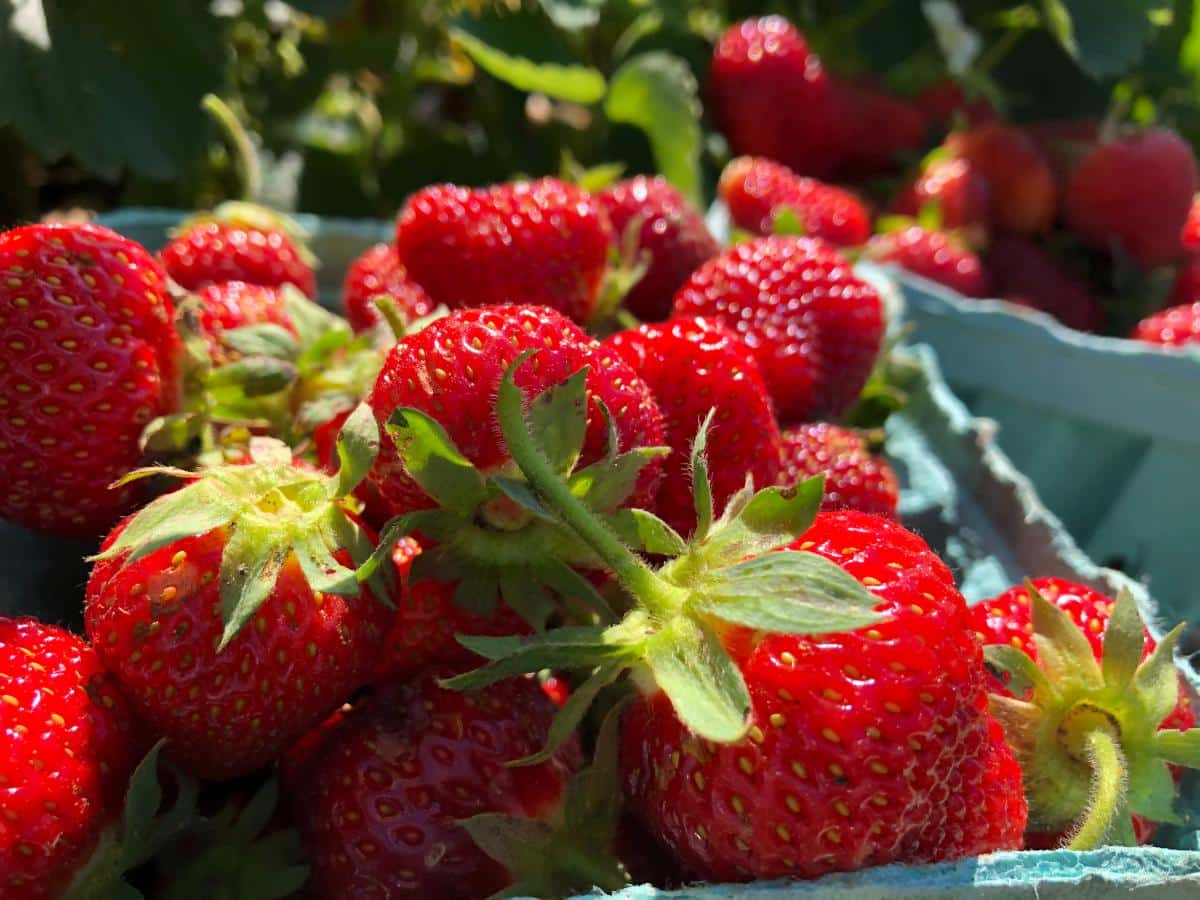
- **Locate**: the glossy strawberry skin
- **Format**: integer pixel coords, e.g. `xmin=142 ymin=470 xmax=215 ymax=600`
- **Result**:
xmin=365 ymin=305 xmax=664 ymax=519
xmin=160 ymin=221 xmax=316 ymax=298
xmin=1065 ymin=129 xmax=1197 ymax=270
xmin=946 ymin=125 xmax=1056 ymax=234
xmin=395 ymin=179 xmax=613 ymax=324
xmin=1131 ymin=302 xmax=1200 ymax=347
xmin=719 ymin=157 xmax=871 ymax=247
xmin=673 ymin=236 xmax=883 ymax=423
xmin=341 ymin=243 xmax=435 ymax=334
xmin=621 ymin=511 xmax=1026 ymax=882
xmin=84 ymin=514 xmax=390 ymax=781
xmin=709 ymin=18 xmax=848 ymax=179
xmin=972 ymin=577 xmax=1195 ymax=845
xmin=288 ymin=669 xmax=581 ymax=900
xmin=779 ymin=423 xmax=899 ymax=518
xmin=866 ymin=227 xmax=989 ymax=298
xmin=986 ymin=234 xmax=1104 ymax=332
xmin=1 ymin=617 xmax=142 ymax=899
xmin=891 ymin=157 xmax=991 ymax=232
xmin=193 ymin=281 xmax=296 ymax=365
xmin=597 ymin=176 xmax=720 ymax=322
xmin=603 ymin=317 xmax=783 ymax=539
xmin=0 ymin=223 xmax=181 ymax=537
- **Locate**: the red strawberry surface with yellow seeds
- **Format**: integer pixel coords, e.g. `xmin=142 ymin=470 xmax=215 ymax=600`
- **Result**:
xmin=394 ymin=178 xmax=613 ymax=324
xmin=620 ymin=511 xmax=1026 ymax=882
xmin=192 ymin=280 xmax=296 ymax=365
xmin=341 ymin=242 xmax=435 ymax=334
xmin=160 ymin=219 xmax=316 ymax=298
xmin=673 ymin=236 xmax=883 ymax=423
xmin=946 ymin=125 xmax=1056 ymax=235
xmin=1131 ymin=302 xmax=1200 ymax=347
xmin=597 ymin=176 xmax=720 ymax=322
xmin=866 ymin=226 xmax=989 ymax=298
xmin=779 ymin=423 xmax=899 ymax=518
xmin=603 ymin=316 xmax=782 ymax=539
xmin=1 ymin=616 xmax=142 ymax=899
xmin=719 ymin=156 xmax=871 ymax=247
xmin=891 ymin=157 xmax=991 ymax=232
xmin=0 ymin=223 xmax=181 ymax=537
xmin=288 ymin=669 xmax=582 ymax=900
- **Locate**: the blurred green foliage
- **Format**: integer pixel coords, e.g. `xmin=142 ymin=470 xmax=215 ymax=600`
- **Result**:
xmin=0 ymin=0 xmax=1197 ymax=223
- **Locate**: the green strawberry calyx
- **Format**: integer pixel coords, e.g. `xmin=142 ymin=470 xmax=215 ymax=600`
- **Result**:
xmin=407 ymin=352 xmax=884 ymax=750
xmin=985 ymin=582 xmax=1200 ymax=849
xmin=95 ymin=404 xmax=391 ymax=652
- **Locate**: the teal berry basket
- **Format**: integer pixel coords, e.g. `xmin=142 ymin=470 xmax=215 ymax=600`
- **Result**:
xmin=43 ymin=209 xmax=1192 ymax=898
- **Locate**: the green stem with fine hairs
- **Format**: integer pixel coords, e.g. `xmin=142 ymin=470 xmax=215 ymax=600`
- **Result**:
xmin=202 ymin=93 xmax=263 ymax=203
xmin=1067 ymin=726 xmax=1129 ymax=851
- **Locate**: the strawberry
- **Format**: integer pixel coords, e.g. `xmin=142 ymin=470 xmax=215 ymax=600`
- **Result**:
xmin=865 ymin=225 xmax=989 ymax=297
xmin=394 ymin=178 xmax=613 ymax=324
xmin=1131 ymin=302 xmax=1200 ymax=348
xmin=890 ymin=156 xmax=991 ymax=231
xmin=341 ymin=242 xmax=435 ymax=334
xmin=597 ymin=176 xmax=720 ymax=322
xmin=1065 ymin=128 xmax=1198 ymax=270
xmin=1170 ymin=198 xmax=1200 ymax=305
xmin=834 ymin=79 xmax=928 ymax=180
xmin=0 ymin=223 xmax=181 ymax=537
xmin=159 ymin=202 xmax=317 ymax=298
xmin=1 ymin=617 xmax=141 ymax=897
xmin=709 ymin=17 xmax=848 ymax=179
xmin=287 ymin=669 xmax=601 ymax=899
xmin=191 ymin=281 xmax=296 ymax=365
xmin=1025 ymin=118 xmax=1102 ymax=203
xmin=672 ymin=236 xmax=884 ymax=423
xmin=453 ymin=371 xmax=1026 ymax=882
xmin=986 ymin=234 xmax=1104 ymax=332
xmin=1182 ymin=195 xmax=1200 ymax=252
xmin=83 ymin=413 xmax=392 ymax=780
xmin=946 ymin=125 xmax=1056 ymax=234
xmin=719 ymin=156 xmax=872 ymax=247
xmin=603 ymin=316 xmax=782 ymax=539
xmin=778 ymin=423 xmax=899 ymax=518
xmin=976 ymin=579 xmax=1200 ymax=849
xmin=913 ymin=80 xmax=996 ymax=130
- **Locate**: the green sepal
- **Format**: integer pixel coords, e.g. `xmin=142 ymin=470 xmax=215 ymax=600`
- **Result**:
xmin=536 ymin=557 xmax=616 ymax=624
xmin=1101 ymin=587 xmax=1145 ymax=690
xmin=206 ymin=356 xmax=298 ymax=397
xmin=510 ymin=663 xmax=625 ymax=767
xmin=218 ymin=518 xmax=291 ymax=652
xmin=643 ymin=615 xmax=750 ymax=743
xmin=330 ymin=402 xmax=380 ymax=499
xmin=499 ymin=568 xmax=556 ymax=632
xmin=246 ymin=438 xmax=292 ymax=467
xmin=1130 ymin=623 xmax=1186 ymax=728
xmin=528 ymin=367 xmax=590 ymax=476
xmin=326 ymin=509 xmax=395 ymax=608
xmin=984 ymin=643 xmax=1053 ymax=699
xmin=688 ymin=410 xmax=715 ymax=541
xmin=281 ymin=284 xmax=348 ymax=345
xmin=492 ymin=476 xmax=553 ymax=521
xmin=353 ymin=512 xmax=431 ymax=585
xmin=1127 ymin=756 xmax=1183 ymax=826
xmin=140 ymin=411 xmax=207 ymax=454
xmin=696 ymin=550 xmax=883 ymax=635
xmin=452 ymin=565 xmax=502 ymax=617
xmin=772 ymin=207 xmax=806 ymax=236
xmin=698 ymin=476 xmax=824 ymax=568
xmin=1154 ymin=729 xmax=1200 ymax=768
xmin=603 ymin=508 xmax=687 ymax=556
xmin=386 ymin=407 xmax=488 ymax=516
xmin=293 ymin=527 xmax=359 ymax=597
xmin=1029 ymin=582 xmax=1103 ymax=691
xmin=568 ymin=447 xmax=670 ymax=513
xmin=219 ymin=324 xmax=301 ymax=360
xmin=443 ymin=626 xmax=628 ymax=691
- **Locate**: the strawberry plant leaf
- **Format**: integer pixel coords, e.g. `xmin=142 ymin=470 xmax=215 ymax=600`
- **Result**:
xmin=604 ymin=508 xmax=687 ymax=556
xmin=644 ymin=615 xmax=749 ymax=743
xmin=386 ymin=407 xmax=488 ymax=517
xmin=605 ymin=51 xmax=702 ymax=206
xmin=331 ymin=402 xmax=380 ymax=499
xmin=700 ymin=477 xmax=825 ymax=567
xmin=219 ymin=325 xmax=301 ymax=361
xmin=1044 ymin=0 xmax=1158 ymax=79
xmin=697 ymin=551 xmax=882 ymax=635
xmin=528 ymin=367 xmax=590 ymax=476
xmin=1154 ymin=729 xmax=1200 ymax=768
xmin=512 ymin=663 xmax=623 ymax=767
xmin=451 ymin=8 xmax=606 ymax=104
xmin=568 ymin=447 xmax=670 ymax=513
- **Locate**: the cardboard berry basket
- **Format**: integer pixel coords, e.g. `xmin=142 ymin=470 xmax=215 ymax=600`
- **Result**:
xmin=3 ymin=208 xmax=1194 ymax=897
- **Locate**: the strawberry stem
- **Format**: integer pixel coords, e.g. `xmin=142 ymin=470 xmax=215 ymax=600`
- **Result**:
xmin=1066 ymin=724 xmax=1129 ymax=851
xmin=202 ymin=93 xmax=263 ymax=204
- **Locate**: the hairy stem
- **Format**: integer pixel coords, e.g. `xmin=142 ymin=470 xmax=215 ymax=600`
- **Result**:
xmin=202 ymin=93 xmax=263 ymax=203
xmin=1067 ymin=725 xmax=1128 ymax=851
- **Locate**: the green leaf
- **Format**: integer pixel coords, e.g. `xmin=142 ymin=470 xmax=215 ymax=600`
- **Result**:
xmin=605 ymin=51 xmax=702 ymax=205
xmin=697 ymin=551 xmax=883 ymax=635
xmin=564 ymin=696 xmax=627 ymax=838
xmin=1030 ymin=583 xmax=1104 ymax=690
xmin=1131 ymin=623 xmax=1186 ymax=728
xmin=91 ymin=479 xmax=242 ymax=564
xmin=1128 ymin=756 xmax=1183 ymax=825
xmin=511 ymin=664 xmax=623 ymax=767
xmin=528 ymin=367 xmax=590 ymax=476
xmin=1154 ymin=729 xmax=1200 ymax=768
xmin=294 ymin=529 xmax=359 ymax=597
xmin=331 ymin=403 xmax=379 ymax=499
xmin=537 ymin=557 xmax=616 ymax=623
xmin=460 ymin=813 xmax=556 ymax=879
xmin=538 ymin=0 xmax=604 ymax=31
xmin=701 ymin=477 xmax=824 ymax=568
xmin=122 ymin=741 xmax=167 ymax=855
xmin=220 ymin=325 xmax=300 ymax=361
xmin=499 ymin=569 xmax=555 ymax=632
xmin=1043 ymin=0 xmax=1158 ymax=79
xmin=452 ymin=566 xmax=501 ymax=617
xmin=443 ymin=627 xmax=626 ymax=690
xmin=386 ymin=408 xmax=487 ymax=516
xmin=568 ymin=447 xmax=670 ymax=513
xmin=772 ymin=207 xmax=806 ymax=236
xmin=643 ymin=616 xmax=750 ymax=743
xmin=218 ymin=523 xmax=291 ymax=651
xmin=140 ymin=412 xmax=206 ymax=455
xmin=604 ymin=508 xmax=687 ymax=556
xmin=1101 ymin=588 xmax=1146 ymax=690
xmin=984 ymin=644 xmax=1052 ymax=699
xmin=281 ymin=286 xmax=348 ymax=349
xmin=492 ymin=476 xmax=553 ymax=520
xmin=573 ymin=161 xmax=626 ymax=193
xmin=688 ymin=410 xmax=715 ymax=542
xmin=451 ymin=9 xmax=606 ymax=104
xmin=206 ymin=356 xmax=298 ymax=397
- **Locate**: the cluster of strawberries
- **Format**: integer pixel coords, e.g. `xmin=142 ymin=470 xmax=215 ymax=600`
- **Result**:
xmin=711 ymin=15 xmax=1200 ymax=346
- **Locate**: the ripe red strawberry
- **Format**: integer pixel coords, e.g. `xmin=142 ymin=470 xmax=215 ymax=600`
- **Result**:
xmin=84 ymin=419 xmax=392 ymax=780
xmin=914 ymin=80 xmax=996 ymax=130
xmin=597 ymin=176 xmax=720 ymax=322
xmin=865 ymin=225 xmax=989 ymax=297
xmin=1169 ymin=198 xmax=1200 ymax=305
xmin=394 ymin=178 xmax=613 ymax=324
xmin=159 ymin=202 xmax=317 ymax=298
xmin=975 ymin=578 xmax=1198 ymax=848
xmin=0 ymin=223 xmax=181 ymax=537
xmin=778 ymin=423 xmax=899 ymax=518
xmin=288 ymin=669 xmax=583 ymax=899
xmin=1 ymin=617 xmax=142 ymax=898
xmin=192 ymin=281 xmax=296 ymax=365
xmin=719 ymin=156 xmax=871 ymax=247
xmin=673 ymin=236 xmax=884 ymax=423
xmin=603 ymin=316 xmax=782 ymax=538
xmin=946 ymin=125 xmax=1056 ymax=234
xmin=890 ymin=156 xmax=991 ymax=231
xmin=986 ymin=234 xmax=1104 ymax=332
xmin=341 ymin=242 xmax=435 ymax=334
xmin=1065 ymin=128 xmax=1198 ymax=269
xmin=1131 ymin=302 xmax=1200 ymax=347
xmin=834 ymin=80 xmax=927 ymax=180
xmin=1025 ymin=118 xmax=1102 ymax=203
xmin=1182 ymin=195 xmax=1200 ymax=252
xmin=709 ymin=17 xmax=848 ymax=179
